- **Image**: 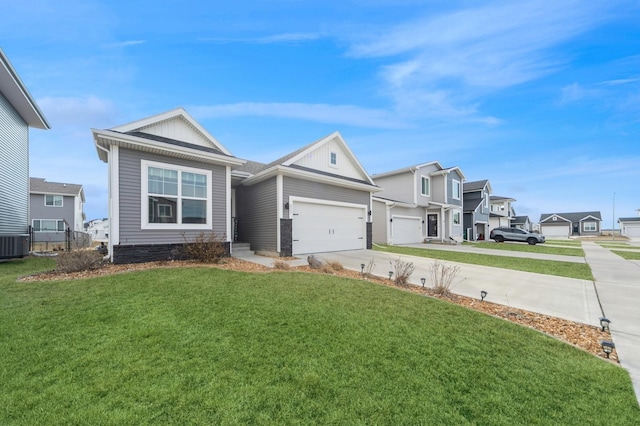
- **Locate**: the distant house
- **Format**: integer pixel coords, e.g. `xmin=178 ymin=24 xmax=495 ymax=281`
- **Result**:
xmin=371 ymin=161 xmax=465 ymax=244
xmin=463 ymin=179 xmax=491 ymax=240
xmin=29 ymin=178 xmax=86 ymax=244
xmin=489 ymin=195 xmax=516 ymax=229
xmin=539 ymin=212 xmax=602 ymax=238
xmin=86 ymin=218 xmax=109 ymax=241
xmin=0 ymin=49 xmax=50 ymax=258
xmin=512 ymin=215 xmax=531 ymax=232
xmin=618 ymin=210 xmax=640 ymax=238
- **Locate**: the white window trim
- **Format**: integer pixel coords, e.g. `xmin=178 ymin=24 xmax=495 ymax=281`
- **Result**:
xmin=32 ymin=219 xmax=65 ymax=232
xmin=141 ymin=160 xmax=212 ymax=230
xmin=420 ymin=175 xmax=430 ymax=197
xmin=329 ymin=151 xmax=338 ymax=168
xmin=583 ymin=221 xmax=597 ymax=232
xmin=452 ymin=179 xmax=461 ymax=200
xmin=453 ymin=210 xmax=461 ymax=225
xmin=45 ymin=195 xmax=63 ymax=207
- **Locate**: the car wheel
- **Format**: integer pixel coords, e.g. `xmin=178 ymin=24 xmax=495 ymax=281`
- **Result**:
xmin=494 ymin=236 xmax=504 ymax=243
xmin=527 ymin=238 xmax=537 ymax=245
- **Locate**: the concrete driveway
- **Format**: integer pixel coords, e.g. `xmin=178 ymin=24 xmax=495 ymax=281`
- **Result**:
xmin=583 ymin=242 xmax=640 ymax=406
xmin=313 ymin=249 xmax=601 ymax=326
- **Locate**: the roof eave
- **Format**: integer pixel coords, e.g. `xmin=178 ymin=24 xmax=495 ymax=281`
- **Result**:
xmin=242 ymin=165 xmax=381 ymax=192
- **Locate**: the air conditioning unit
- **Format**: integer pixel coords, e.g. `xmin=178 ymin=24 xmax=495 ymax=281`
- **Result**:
xmin=0 ymin=235 xmax=30 ymax=259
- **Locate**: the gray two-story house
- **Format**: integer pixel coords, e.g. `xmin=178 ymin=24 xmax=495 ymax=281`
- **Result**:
xmin=371 ymin=161 xmax=465 ymax=244
xmin=29 ymin=178 xmax=85 ymax=246
xmin=0 ymin=49 xmax=50 ymax=259
xmin=463 ymin=179 xmax=491 ymax=241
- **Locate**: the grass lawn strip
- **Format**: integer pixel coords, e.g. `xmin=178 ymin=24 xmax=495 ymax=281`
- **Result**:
xmin=465 ymin=241 xmax=584 ymax=257
xmin=1 ymin=258 xmax=638 ymax=423
xmin=599 ymin=244 xmax=640 ymax=250
xmin=544 ymin=239 xmax=583 ymax=246
xmin=376 ymin=245 xmax=594 ymax=280
xmin=612 ymin=250 xmax=640 ymax=260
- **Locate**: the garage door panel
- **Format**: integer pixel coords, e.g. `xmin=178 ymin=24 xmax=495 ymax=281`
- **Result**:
xmin=541 ymin=225 xmax=570 ymax=238
xmin=292 ymin=200 xmax=366 ymax=255
xmin=625 ymin=225 xmax=640 ymax=237
xmin=392 ymin=216 xmax=422 ymax=244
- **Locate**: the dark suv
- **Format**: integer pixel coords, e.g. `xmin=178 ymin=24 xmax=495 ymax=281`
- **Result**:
xmin=489 ymin=227 xmax=545 ymax=245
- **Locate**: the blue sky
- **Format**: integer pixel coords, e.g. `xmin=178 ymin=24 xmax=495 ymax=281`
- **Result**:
xmin=2 ymin=0 xmax=639 ymax=227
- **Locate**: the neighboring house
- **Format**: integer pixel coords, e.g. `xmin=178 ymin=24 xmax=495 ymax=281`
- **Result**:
xmin=618 ymin=210 xmax=640 ymax=238
xmin=489 ymin=196 xmax=515 ymax=229
xmin=0 ymin=48 xmax=50 ymax=259
xmin=539 ymin=212 xmax=602 ymax=238
xmin=29 ymin=177 xmax=86 ymax=244
xmin=462 ymin=179 xmax=491 ymax=241
xmin=93 ymin=108 xmax=246 ymax=264
xmin=371 ymin=161 xmax=465 ymax=244
xmin=511 ymin=215 xmax=531 ymax=232
xmin=233 ymin=132 xmax=380 ymax=256
xmin=86 ymin=218 xmax=109 ymax=241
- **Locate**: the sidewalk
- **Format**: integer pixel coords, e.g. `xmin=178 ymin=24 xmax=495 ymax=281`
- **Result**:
xmin=583 ymin=242 xmax=640 ymax=406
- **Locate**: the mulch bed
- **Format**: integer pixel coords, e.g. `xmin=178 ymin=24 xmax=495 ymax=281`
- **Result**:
xmin=19 ymin=257 xmax=617 ymax=362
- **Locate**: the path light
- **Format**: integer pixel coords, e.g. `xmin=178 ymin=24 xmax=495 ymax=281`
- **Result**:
xmin=420 ymin=277 xmax=426 ymax=288
xmin=360 ymin=263 xmax=365 ymax=274
xmin=600 ymin=340 xmax=615 ymax=358
xmin=388 ymin=270 xmax=393 ymax=280
xmin=480 ymin=290 xmax=487 ymax=301
xmin=599 ymin=317 xmax=611 ymax=332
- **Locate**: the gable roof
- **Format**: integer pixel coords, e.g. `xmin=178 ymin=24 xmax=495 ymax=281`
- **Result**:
xmin=512 ymin=215 xmax=530 ymax=225
xmin=371 ymin=161 xmax=444 ymax=179
xmin=618 ymin=217 xmax=640 ymax=223
xmin=93 ymin=108 xmax=244 ymax=168
xmin=463 ymin=198 xmax=483 ymax=213
xmin=464 ymin=179 xmax=491 ymax=193
xmin=540 ymin=211 xmax=602 ymax=223
xmin=30 ymin=177 xmax=84 ymax=200
xmin=0 ymin=49 xmax=49 ymax=129
xmin=239 ymin=132 xmax=379 ymax=192
xmin=490 ymin=195 xmax=516 ymax=202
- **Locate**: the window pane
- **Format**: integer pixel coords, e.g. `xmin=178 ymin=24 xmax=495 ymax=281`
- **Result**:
xmin=148 ymin=196 xmax=177 ymax=223
xmin=58 ymin=221 xmax=65 ymax=231
xmin=182 ymin=199 xmax=206 ymax=224
xmin=182 ymin=172 xmax=207 ymax=199
xmin=33 ymin=220 xmax=41 ymax=231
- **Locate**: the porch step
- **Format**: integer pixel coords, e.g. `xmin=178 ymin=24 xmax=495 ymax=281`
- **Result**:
xmin=232 ymin=242 xmax=253 ymax=256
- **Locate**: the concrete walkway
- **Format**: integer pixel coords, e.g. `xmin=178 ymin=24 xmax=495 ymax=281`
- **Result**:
xmin=583 ymin=242 xmax=640 ymax=406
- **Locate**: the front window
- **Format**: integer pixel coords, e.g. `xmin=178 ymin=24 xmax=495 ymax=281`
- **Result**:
xmin=142 ymin=160 xmax=212 ymax=229
xmin=45 ymin=195 xmax=63 ymax=207
xmin=453 ymin=211 xmax=461 ymax=225
xmin=452 ymin=179 xmax=461 ymax=200
xmin=421 ymin=176 xmax=430 ymax=196
xmin=33 ymin=219 xmax=65 ymax=232
xmin=583 ymin=222 xmax=597 ymax=232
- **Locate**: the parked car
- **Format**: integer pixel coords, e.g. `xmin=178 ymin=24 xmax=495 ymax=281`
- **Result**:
xmin=489 ymin=227 xmax=546 ymax=245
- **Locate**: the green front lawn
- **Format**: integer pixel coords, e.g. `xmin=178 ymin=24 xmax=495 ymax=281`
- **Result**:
xmin=1 ymin=258 xmax=636 ymax=424
xmin=599 ymin=243 xmax=640 ymax=250
xmin=375 ymin=245 xmax=594 ymax=280
xmin=465 ymin=241 xmax=584 ymax=257
xmin=545 ymin=239 xmax=583 ymax=246
xmin=612 ymin=250 xmax=640 ymax=260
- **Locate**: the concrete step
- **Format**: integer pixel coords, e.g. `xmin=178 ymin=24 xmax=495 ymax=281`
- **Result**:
xmin=232 ymin=242 xmax=253 ymax=255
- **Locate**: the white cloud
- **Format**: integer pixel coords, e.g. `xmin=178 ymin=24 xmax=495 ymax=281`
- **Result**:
xmin=346 ymin=0 xmax=618 ymax=119
xmin=199 ymin=33 xmax=322 ymax=44
xmin=190 ymin=102 xmax=409 ymax=129
xmin=104 ymin=40 xmax=146 ymax=48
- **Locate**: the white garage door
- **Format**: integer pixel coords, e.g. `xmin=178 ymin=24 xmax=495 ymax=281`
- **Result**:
xmin=392 ymin=216 xmax=422 ymax=244
xmin=541 ymin=224 xmax=570 ymax=238
xmin=291 ymin=199 xmax=367 ymax=255
xmin=625 ymin=225 xmax=640 ymax=238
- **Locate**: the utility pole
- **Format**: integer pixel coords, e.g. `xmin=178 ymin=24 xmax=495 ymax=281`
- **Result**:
xmin=612 ymin=192 xmax=615 ymax=241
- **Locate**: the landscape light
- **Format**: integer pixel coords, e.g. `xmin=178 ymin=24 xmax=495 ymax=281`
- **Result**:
xmin=360 ymin=263 xmax=365 ymax=274
xmin=420 ymin=277 xmax=426 ymax=288
xmin=480 ymin=290 xmax=487 ymax=301
xmin=600 ymin=340 xmax=615 ymax=358
xmin=599 ymin=317 xmax=611 ymax=332
xmin=388 ymin=270 xmax=393 ymax=280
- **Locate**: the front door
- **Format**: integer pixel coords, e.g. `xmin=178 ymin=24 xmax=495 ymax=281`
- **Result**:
xmin=427 ymin=214 xmax=438 ymax=237
xmin=572 ymin=223 xmax=580 ymax=235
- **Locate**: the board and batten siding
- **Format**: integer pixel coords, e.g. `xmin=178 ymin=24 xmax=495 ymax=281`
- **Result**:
xmin=283 ymin=177 xmax=371 ymax=215
xmin=0 ymin=92 xmax=29 ymax=235
xmin=117 ymin=148 xmax=228 ymax=245
xmin=235 ymin=178 xmax=278 ymax=252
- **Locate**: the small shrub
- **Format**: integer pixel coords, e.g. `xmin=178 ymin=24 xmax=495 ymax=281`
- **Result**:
xmin=429 ymin=261 xmax=460 ymax=295
xmin=326 ymin=261 xmax=343 ymax=271
xmin=273 ymin=260 xmax=291 ymax=270
xmin=393 ymin=259 xmax=415 ymax=286
xmin=182 ymin=232 xmax=227 ymax=263
xmin=55 ymin=250 xmax=105 ymax=273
